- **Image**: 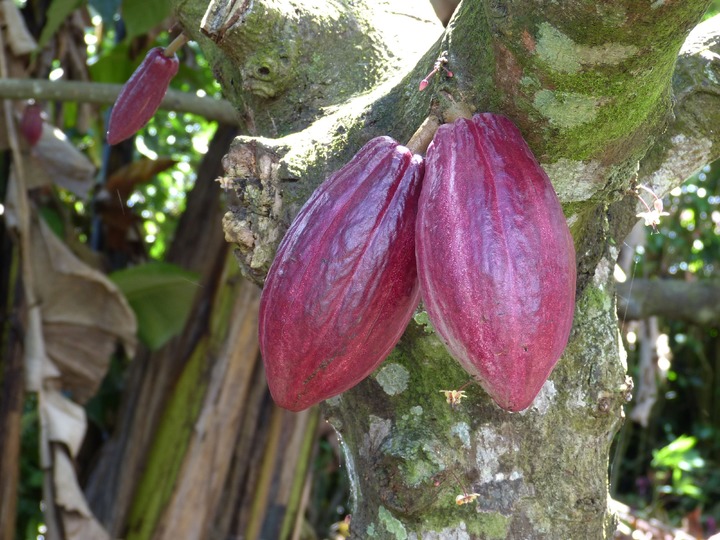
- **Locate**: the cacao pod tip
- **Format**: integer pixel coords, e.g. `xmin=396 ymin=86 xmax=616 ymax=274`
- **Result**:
xmin=106 ymin=129 xmax=124 ymax=146
xmin=492 ymin=393 xmax=536 ymax=413
xmin=267 ymin=385 xmax=308 ymax=412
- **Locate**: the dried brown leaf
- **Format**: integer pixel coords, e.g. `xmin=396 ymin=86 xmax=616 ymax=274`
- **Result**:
xmin=54 ymin=447 xmax=93 ymax=516
xmin=53 ymin=447 xmax=111 ymax=540
xmin=0 ymin=0 xmax=37 ymax=55
xmin=43 ymin=323 xmax=118 ymax=403
xmin=62 ymin=513 xmax=111 ymax=540
xmin=105 ymin=157 xmax=177 ymax=202
xmin=25 ymin=123 xmax=96 ymax=197
xmin=44 ymin=390 xmax=85 ymax=457
xmin=31 ymin=217 xmax=137 ymax=402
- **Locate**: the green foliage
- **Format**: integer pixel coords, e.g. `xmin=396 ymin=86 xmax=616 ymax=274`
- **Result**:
xmin=89 ymin=0 xmax=120 ymax=26
xmin=706 ymin=0 xmax=720 ymax=18
xmin=121 ymin=0 xmax=172 ymax=40
xmin=13 ymin=34 xmax=220 ymax=540
xmin=307 ymin=435 xmax=351 ymax=538
xmin=37 ymin=0 xmax=84 ymax=49
xmin=651 ymin=436 xmax=705 ymax=499
xmin=42 ymin=0 xmax=172 ymax=48
xmin=641 ymin=161 xmax=720 ymax=279
xmin=110 ymin=262 xmax=200 ymax=350
xmin=85 ymin=353 xmax=127 ymax=431
xmin=614 ymin=158 xmax=720 ymax=531
xmin=16 ymin=396 xmax=44 ymax=540
xmin=38 ymin=206 xmax=65 ymax=238
xmin=88 ymin=43 xmax=138 ymax=85
xmin=128 ymin=109 xmax=217 ymax=259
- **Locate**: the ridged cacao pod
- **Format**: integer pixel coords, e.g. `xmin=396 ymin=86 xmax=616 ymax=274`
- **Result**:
xmin=20 ymin=104 xmax=43 ymax=147
xmin=107 ymin=47 xmax=179 ymax=145
xmin=416 ymin=113 xmax=576 ymax=412
xmin=259 ymin=137 xmax=424 ymax=411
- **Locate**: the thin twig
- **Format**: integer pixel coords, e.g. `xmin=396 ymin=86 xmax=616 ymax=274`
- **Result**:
xmin=406 ymin=114 xmax=440 ymax=154
xmin=164 ymin=33 xmax=190 ymax=57
xmin=0 ymin=78 xmax=241 ymax=125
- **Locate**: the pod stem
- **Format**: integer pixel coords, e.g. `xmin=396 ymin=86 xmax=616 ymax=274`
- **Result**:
xmin=406 ymin=115 xmax=440 ymax=155
xmin=164 ymin=33 xmax=190 ymax=57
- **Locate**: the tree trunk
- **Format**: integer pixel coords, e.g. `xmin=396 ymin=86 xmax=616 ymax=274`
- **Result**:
xmin=173 ymin=0 xmax=719 ymax=537
xmin=83 ymin=124 xmax=238 ymax=535
xmin=0 ymin=204 xmax=24 ymax=540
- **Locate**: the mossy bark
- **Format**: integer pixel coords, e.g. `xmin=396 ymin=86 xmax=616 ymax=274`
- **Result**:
xmin=173 ymin=0 xmax=718 ymax=538
xmin=323 ymin=253 xmax=631 ymax=539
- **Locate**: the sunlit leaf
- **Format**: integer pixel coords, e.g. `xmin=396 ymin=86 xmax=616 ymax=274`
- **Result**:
xmin=110 ymin=262 xmax=200 ymax=350
xmin=38 ymin=0 xmax=84 ymax=49
xmin=89 ymin=0 xmax=121 ymax=26
xmin=39 ymin=207 xmax=65 ymax=238
xmin=88 ymin=44 xmax=136 ymax=85
xmin=121 ymin=0 xmax=172 ymax=40
xmin=651 ymin=435 xmax=697 ymax=468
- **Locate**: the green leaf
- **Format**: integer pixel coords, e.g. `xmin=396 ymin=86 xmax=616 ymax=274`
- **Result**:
xmin=88 ymin=44 xmax=136 ymax=85
xmin=121 ymin=0 xmax=172 ymax=41
xmin=652 ymin=435 xmax=698 ymax=468
xmin=665 ymin=435 xmax=697 ymax=454
xmin=39 ymin=207 xmax=65 ymax=238
xmin=678 ymin=484 xmax=702 ymax=497
xmin=89 ymin=0 xmax=121 ymax=26
xmin=110 ymin=262 xmax=200 ymax=350
xmin=38 ymin=0 xmax=85 ymax=50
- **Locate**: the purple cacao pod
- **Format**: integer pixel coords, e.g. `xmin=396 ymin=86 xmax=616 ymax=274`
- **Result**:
xmin=259 ymin=137 xmax=424 ymax=411
xmin=416 ymin=113 xmax=576 ymax=412
xmin=20 ymin=104 xmax=43 ymax=147
xmin=107 ymin=47 xmax=179 ymax=145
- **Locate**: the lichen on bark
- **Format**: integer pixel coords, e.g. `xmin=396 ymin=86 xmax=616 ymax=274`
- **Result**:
xmin=323 ymin=246 xmax=629 ymax=539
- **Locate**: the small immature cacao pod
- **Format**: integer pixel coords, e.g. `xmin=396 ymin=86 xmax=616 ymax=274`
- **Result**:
xmin=416 ymin=113 xmax=576 ymax=412
xmin=107 ymin=47 xmax=179 ymax=145
xmin=259 ymin=137 xmax=424 ymax=411
xmin=20 ymin=103 xmax=43 ymax=147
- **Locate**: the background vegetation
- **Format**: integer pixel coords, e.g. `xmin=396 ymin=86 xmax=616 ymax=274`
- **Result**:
xmin=3 ymin=0 xmax=720 ymax=538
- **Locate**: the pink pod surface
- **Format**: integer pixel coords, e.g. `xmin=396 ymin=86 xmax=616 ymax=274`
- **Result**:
xmin=416 ymin=113 xmax=576 ymax=412
xmin=107 ymin=47 xmax=179 ymax=145
xmin=20 ymin=104 xmax=43 ymax=146
xmin=259 ymin=137 xmax=424 ymax=411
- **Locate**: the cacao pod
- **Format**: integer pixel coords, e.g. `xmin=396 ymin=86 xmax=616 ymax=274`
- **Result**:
xmin=107 ymin=47 xmax=179 ymax=145
xmin=259 ymin=137 xmax=424 ymax=411
xmin=20 ymin=103 xmax=43 ymax=147
xmin=416 ymin=113 xmax=576 ymax=412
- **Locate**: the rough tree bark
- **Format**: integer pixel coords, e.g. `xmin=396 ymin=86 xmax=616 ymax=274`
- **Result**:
xmin=173 ymin=1 xmax=720 ymax=538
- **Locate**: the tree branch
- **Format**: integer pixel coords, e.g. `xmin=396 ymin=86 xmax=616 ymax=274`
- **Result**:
xmin=638 ymin=15 xmax=720 ymax=197
xmin=176 ymin=0 xmax=442 ymax=135
xmin=0 ymin=78 xmax=241 ymax=126
xmin=617 ymin=278 xmax=720 ymax=326
xmin=168 ymin=0 xmax=710 ymax=537
xmin=610 ymin=17 xmax=720 ymax=274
